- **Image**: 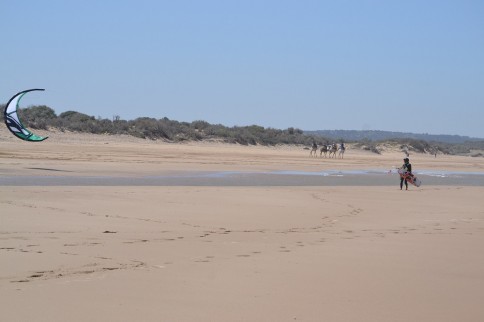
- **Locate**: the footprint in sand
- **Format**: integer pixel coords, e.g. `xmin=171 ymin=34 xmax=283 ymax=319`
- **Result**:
xmin=11 ymin=279 xmax=30 ymax=283
xmin=29 ymin=274 xmax=43 ymax=278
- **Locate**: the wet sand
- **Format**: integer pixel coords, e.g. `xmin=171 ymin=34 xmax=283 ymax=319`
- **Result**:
xmin=2 ymin=170 xmax=484 ymax=186
xmin=1 ymin=128 xmax=484 ymax=321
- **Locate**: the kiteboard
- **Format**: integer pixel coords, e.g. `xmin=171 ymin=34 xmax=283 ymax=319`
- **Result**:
xmin=398 ymin=169 xmax=422 ymax=187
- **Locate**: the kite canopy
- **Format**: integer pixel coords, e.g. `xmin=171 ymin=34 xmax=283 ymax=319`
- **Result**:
xmin=4 ymin=89 xmax=48 ymax=142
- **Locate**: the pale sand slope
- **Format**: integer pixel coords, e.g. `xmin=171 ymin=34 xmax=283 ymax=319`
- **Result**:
xmin=1 ymin=127 xmax=483 ymax=177
xmin=1 ymin=129 xmax=484 ymax=321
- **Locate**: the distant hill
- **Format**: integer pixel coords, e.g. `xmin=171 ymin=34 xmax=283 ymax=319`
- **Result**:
xmin=305 ymin=130 xmax=483 ymax=144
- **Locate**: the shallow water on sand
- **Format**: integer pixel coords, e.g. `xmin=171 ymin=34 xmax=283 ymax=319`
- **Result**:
xmin=1 ymin=169 xmax=483 ymax=186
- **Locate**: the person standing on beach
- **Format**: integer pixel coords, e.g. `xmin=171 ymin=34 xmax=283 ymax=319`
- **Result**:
xmin=310 ymin=141 xmax=318 ymax=157
xmin=400 ymin=157 xmax=412 ymax=190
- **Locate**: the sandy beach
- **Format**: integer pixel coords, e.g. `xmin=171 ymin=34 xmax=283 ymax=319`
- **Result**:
xmin=1 ymin=128 xmax=484 ymax=321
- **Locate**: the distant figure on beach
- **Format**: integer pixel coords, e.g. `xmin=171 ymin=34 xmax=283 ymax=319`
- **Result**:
xmin=310 ymin=142 xmax=318 ymax=157
xmin=328 ymin=143 xmax=338 ymax=158
xmin=399 ymin=157 xmax=412 ymax=190
xmin=338 ymin=143 xmax=346 ymax=159
xmin=320 ymin=144 xmax=328 ymax=157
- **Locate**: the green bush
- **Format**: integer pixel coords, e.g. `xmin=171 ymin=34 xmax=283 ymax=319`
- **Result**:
xmin=18 ymin=105 xmax=57 ymax=129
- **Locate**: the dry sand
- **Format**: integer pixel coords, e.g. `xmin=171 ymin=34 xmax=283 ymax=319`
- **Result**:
xmin=1 ymin=128 xmax=484 ymax=321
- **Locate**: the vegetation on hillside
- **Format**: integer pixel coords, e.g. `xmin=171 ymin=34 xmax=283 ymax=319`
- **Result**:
xmin=354 ymin=138 xmax=484 ymax=157
xmin=1 ymin=104 xmax=483 ymax=157
xmin=306 ymin=129 xmax=483 ymax=144
xmin=1 ymin=105 xmax=323 ymax=146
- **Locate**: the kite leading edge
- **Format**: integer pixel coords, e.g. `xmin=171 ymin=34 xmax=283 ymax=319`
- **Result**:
xmin=3 ymin=89 xmax=48 ymax=142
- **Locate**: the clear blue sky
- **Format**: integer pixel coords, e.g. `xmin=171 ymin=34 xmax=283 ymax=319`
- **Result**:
xmin=2 ymin=0 xmax=484 ymax=138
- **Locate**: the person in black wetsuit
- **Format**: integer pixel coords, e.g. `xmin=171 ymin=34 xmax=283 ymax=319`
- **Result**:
xmin=400 ymin=158 xmax=412 ymax=190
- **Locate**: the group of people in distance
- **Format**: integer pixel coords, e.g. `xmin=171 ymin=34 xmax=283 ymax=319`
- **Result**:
xmin=310 ymin=142 xmax=345 ymax=158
